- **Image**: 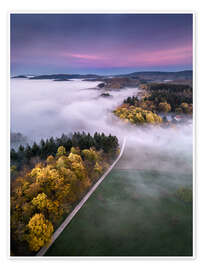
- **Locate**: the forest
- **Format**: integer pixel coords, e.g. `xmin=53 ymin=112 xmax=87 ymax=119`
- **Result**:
xmin=141 ymin=83 xmax=192 ymax=92
xmin=11 ymin=132 xmax=118 ymax=172
xmin=114 ymin=83 xmax=193 ymax=125
xmin=139 ymin=83 xmax=193 ymax=113
xmin=10 ymin=132 xmax=119 ymax=256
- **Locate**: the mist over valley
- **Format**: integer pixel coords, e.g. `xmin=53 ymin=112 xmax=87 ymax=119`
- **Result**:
xmin=10 ymin=76 xmax=193 ymax=256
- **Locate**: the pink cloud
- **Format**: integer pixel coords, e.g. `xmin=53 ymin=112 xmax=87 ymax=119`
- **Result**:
xmin=63 ymin=53 xmax=106 ymax=61
xmin=60 ymin=44 xmax=192 ymax=68
xmin=15 ymin=44 xmax=191 ymax=69
xmin=124 ymin=46 xmax=193 ymax=66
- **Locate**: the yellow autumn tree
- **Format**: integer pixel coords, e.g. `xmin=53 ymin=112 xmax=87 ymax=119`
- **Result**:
xmin=32 ymin=192 xmax=63 ymax=222
xmin=68 ymin=152 xmax=82 ymax=163
xmin=70 ymin=147 xmax=80 ymax=155
xmin=113 ymin=104 xmax=162 ymax=125
xmin=145 ymin=112 xmax=155 ymax=124
xmin=68 ymin=152 xmax=91 ymax=193
xmin=24 ymin=182 xmax=42 ymax=200
xmin=56 ymin=146 xmax=66 ymax=158
xmin=181 ymin=102 xmax=190 ymax=113
xmin=27 ymin=213 xmax=53 ymax=251
xmin=82 ymin=148 xmax=98 ymax=162
xmin=30 ymin=165 xmax=63 ymax=194
xmin=158 ymin=102 xmax=171 ymax=113
xmin=93 ymin=162 xmax=102 ymax=179
xmin=46 ymin=155 xmax=55 ymax=165
xmin=175 ymin=107 xmax=183 ymax=114
xmin=135 ymin=112 xmax=145 ymax=123
xmin=32 ymin=192 xmax=48 ymax=210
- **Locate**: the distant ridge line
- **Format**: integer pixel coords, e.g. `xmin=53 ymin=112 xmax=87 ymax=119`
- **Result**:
xmin=12 ymin=70 xmax=192 ymax=79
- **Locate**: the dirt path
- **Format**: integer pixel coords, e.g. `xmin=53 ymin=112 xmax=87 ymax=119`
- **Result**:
xmin=36 ymin=137 xmax=126 ymax=256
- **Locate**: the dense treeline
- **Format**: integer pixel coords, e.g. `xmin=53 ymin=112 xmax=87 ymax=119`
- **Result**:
xmin=114 ymin=83 xmax=193 ymax=125
xmin=11 ymin=132 xmax=119 ymax=172
xmin=123 ymin=83 xmax=193 ymax=114
xmin=140 ymin=82 xmax=192 ymax=92
xmin=124 ymin=92 xmax=192 ymax=114
xmin=145 ymin=91 xmax=192 ymax=113
xmin=11 ymin=133 xmax=119 ymax=256
xmin=145 ymin=83 xmax=192 ymax=92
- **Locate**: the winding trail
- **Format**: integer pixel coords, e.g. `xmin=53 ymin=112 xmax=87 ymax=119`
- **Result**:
xmin=37 ymin=137 xmax=126 ymax=256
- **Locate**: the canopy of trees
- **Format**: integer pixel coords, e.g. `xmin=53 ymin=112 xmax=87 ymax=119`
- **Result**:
xmin=144 ymin=91 xmax=192 ymax=113
xmin=114 ymin=82 xmax=193 ymax=125
xmin=26 ymin=213 xmax=54 ymax=252
xmin=146 ymin=83 xmax=192 ymax=92
xmin=11 ymin=132 xmax=119 ymax=172
xmin=114 ymin=105 xmax=162 ymax=125
xmin=122 ymin=83 xmax=192 ymax=114
xmin=11 ymin=133 xmax=119 ymax=256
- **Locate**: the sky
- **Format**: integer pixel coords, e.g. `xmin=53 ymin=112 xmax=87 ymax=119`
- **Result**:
xmin=10 ymin=13 xmax=193 ymax=75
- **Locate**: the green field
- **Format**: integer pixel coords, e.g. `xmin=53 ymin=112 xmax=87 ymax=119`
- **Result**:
xmin=45 ymin=168 xmax=192 ymax=256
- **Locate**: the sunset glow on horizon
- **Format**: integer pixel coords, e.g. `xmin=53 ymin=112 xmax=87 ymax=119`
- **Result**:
xmin=11 ymin=13 xmax=193 ymax=75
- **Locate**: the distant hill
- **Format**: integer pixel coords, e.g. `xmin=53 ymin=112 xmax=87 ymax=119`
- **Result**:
xmin=28 ymin=74 xmax=102 ymax=80
xmin=12 ymin=75 xmax=28 ymax=79
xmin=100 ymin=71 xmax=192 ymax=90
xmin=12 ymin=70 xmax=192 ymax=82
xmin=120 ymin=70 xmax=192 ymax=81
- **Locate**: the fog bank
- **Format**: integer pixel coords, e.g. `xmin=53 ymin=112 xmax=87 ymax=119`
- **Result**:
xmin=11 ymin=78 xmax=192 ymax=174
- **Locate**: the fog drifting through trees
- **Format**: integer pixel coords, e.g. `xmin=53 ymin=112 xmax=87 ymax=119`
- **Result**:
xmin=11 ymin=78 xmax=192 ymax=177
xmin=11 ymin=78 xmax=192 ymax=256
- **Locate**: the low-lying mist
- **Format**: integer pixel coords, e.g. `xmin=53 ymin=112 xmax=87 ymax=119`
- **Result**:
xmin=11 ymin=79 xmax=138 ymax=139
xmin=11 ymin=78 xmax=193 ymax=256
xmin=11 ymin=78 xmax=192 ymax=175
